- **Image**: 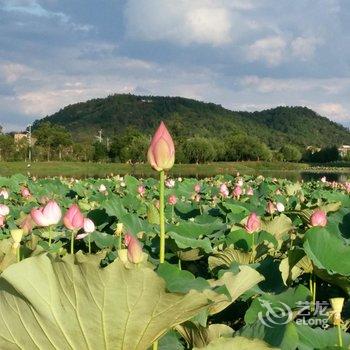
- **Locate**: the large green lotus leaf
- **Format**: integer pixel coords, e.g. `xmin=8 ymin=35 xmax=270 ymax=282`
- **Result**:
xmin=194 ymin=336 xmax=279 ymax=349
xmin=240 ymin=321 xmax=298 ymax=350
xmin=261 ymin=214 xmax=293 ymax=242
xmin=168 ymin=231 xmax=212 ymax=253
xmin=157 ymin=262 xmax=210 ymax=293
xmin=296 ymin=324 xmax=350 ymax=350
xmin=0 ymin=253 xmax=215 ymax=350
xmin=303 ymin=227 xmax=350 ymax=276
xmin=207 ymin=265 xmax=264 ymax=315
xmin=244 ymin=285 xmax=310 ymax=324
xmin=101 ymin=194 xmax=127 ymax=218
xmin=208 ymin=246 xmax=251 ymax=271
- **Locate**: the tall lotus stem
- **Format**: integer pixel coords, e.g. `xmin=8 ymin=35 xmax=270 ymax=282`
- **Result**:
xmin=48 ymin=226 xmax=52 ymax=247
xmin=148 ymin=121 xmax=175 ymax=350
xmin=159 ymin=170 xmax=166 ymax=263
xmin=71 ymin=230 xmax=76 ymax=254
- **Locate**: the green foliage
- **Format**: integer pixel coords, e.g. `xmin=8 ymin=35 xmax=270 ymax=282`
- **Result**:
xmin=182 ymin=137 xmax=217 ymax=163
xmin=280 ymin=145 xmax=302 ymax=162
xmin=34 ymin=95 xmax=350 ymax=149
xmin=225 ymin=134 xmax=272 ymax=161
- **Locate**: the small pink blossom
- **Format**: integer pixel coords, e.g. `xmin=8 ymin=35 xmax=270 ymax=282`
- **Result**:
xmin=232 ymin=186 xmax=243 ymax=199
xmin=124 ymin=233 xmax=143 ymax=264
xmin=21 ymin=187 xmax=31 ymax=198
xmin=137 ymin=185 xmax=146 ymax=197
xmin=220 ymin=183 xmax=229 ymax=198
xmin=245 ymin=213 xmax=261 ymax=234
xmin=194 ymin=183 xmax=201 ymax=193
xmin=168 ymin=195 xmax=177 ymax=205
xmin=0 ymin=204 xmax=9 ymax=217
xmin=246 ymin=187 xmax=254 ymax=196
xmin=310 ymin=210 xmax=327 ymax=227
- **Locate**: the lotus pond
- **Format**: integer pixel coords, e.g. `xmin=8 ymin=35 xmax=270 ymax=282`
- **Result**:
xmin=0 ymin=173 xmax=349 ymax=350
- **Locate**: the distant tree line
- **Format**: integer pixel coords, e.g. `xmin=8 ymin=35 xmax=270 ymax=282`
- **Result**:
xmin=0 ymin=122 xmax=342 ymax=164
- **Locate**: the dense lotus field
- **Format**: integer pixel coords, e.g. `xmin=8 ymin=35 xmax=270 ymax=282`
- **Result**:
xmin=0 ymin=172 xmax=349 ymax=350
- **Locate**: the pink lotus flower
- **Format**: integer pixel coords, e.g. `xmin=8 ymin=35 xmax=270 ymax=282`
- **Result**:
xmin=168 ymin=194 xmax=177 ymax=205
xmin=21 ymin=187 xmax=31 ymax=198
xmin=76 ymin=218 xmax=95 ymax=239
xmin=124 ymin=233 xmax=143 ymax=264
xmin=220 ymin=183 xmax=229 ymax=198
xmin=31 ymin=200 xmax=62 ymax=227
xmin=0 ymin=189 xmax=9 ymax=200
xmin=147 ymin=121 xmax=175 ymax=171
xmin=194 ymin=184 xmax=201 ymax=193
xmin=165 ymin=179 xmax=175 ymax=188
xmin=246 ymin=187 xmax=254 ymax=196
xmin=310 ymin=209 xmax=327 ymax=227
xmin=0 ymin=216 xmax=5 ymax=228
xmin=245 ymin=213 xmax=261 ymax=234
xmin=137 ymin=185 xmax=146 ymax=197
xmin=232 ymin=186 xmax=243 ymax=199
xmin=266 ymin=201 xmax=276 ymax=215
xmin=0 ymin=204 xmax=9 ymax=217
xmin=63 ymin=204 xmax=84 ymax=230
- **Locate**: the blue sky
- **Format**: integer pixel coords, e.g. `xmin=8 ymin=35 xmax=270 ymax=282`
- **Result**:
xmin=1 ymin=0 xmax=350 ymax=131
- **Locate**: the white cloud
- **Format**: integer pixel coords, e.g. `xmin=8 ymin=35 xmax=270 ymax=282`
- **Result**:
xmin=314 ymin=103 xmax=348 ymax=121
xmin=0 ymin=62 xmax=34 ymax=83
xmin=291 ymin=36 xmax=322 ymax=60
xmin=240 ymin=76 xmax=350 ymax=94
xmin=124 ymin=0 xmax=232 ymax=46
xmin=246 ymin=36 xmax=287 ymax=65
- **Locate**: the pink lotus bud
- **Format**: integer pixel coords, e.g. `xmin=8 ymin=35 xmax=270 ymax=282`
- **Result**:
xmin=83 ymin=218 xmax=95 ymax=233
xmin=232 ymin=186 xmax=243 ymax=199
xmin=266 ymin=201 xmax=276 ymax=215
xmin=165 ymin=178 xmax=175 ymax=188
xmin=276 ymin=202 xmax=285 ymax=212
xmin=310 ymin=209 xmax=327 ymax=227
xmin=220 ymin=183 xmax=229 ymax=198
xmin=246 ymin=187 xmax=254 ymax=196
xmin=0 ymin=216 xmax=5 ymax=228
xmin=147 ymin=121 xmax=175 ymax=171
xmin=63 ymin=204 xmax=84 ymax=230
xmin=0 ymin=204 xmax=9 ymax=217
xmin=194 ymin=184 xmax=201 ymax=193
xmin=21 ymin=187 xmax=31 ymax=198
xmin=168 ymin=194 xmax=177 ymax=205
xmin=124 ymin=233 xmax=143 ymax=264
xmin=137 ymin=185 xmax=146 ymax=197
xmin=20 ymin=214 xmax=34 ymax=234
xmin=0 ymin=189 xmax=9 ymax=200
xmin=245 ymin=212 xmax=261 ymax=234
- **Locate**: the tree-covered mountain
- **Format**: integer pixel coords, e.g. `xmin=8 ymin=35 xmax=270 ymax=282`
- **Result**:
xmin=33 ymin=94 xmax=350 ymax=149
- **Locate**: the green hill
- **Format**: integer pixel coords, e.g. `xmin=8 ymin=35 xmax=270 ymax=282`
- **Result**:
xmin=33 ymin=94 xmax=350 ymax=149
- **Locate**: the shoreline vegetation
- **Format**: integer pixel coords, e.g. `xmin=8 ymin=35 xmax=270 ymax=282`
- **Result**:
xmin=1 ymin=161 xmax=350 ymax=179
